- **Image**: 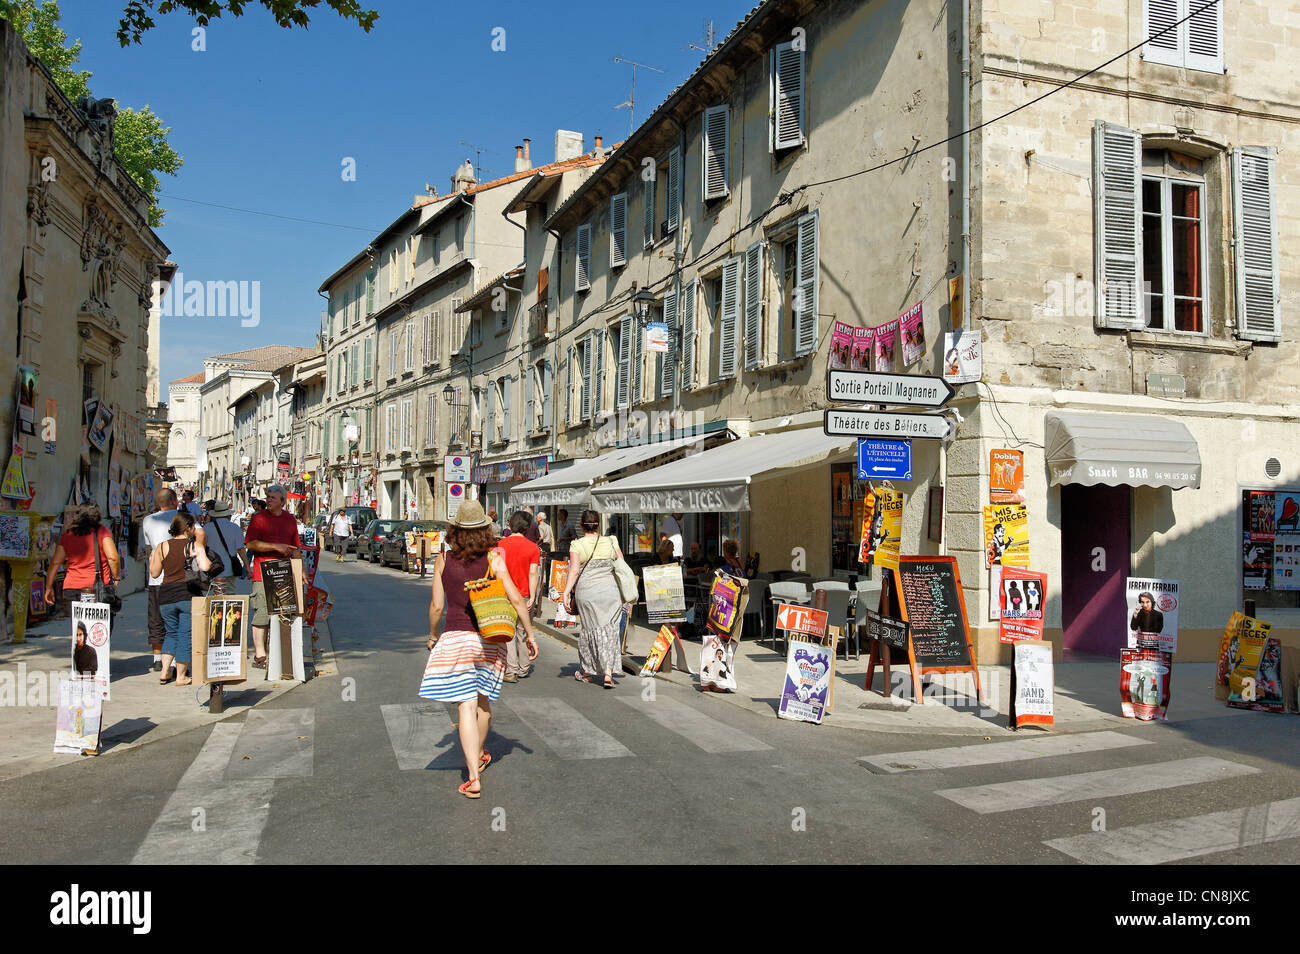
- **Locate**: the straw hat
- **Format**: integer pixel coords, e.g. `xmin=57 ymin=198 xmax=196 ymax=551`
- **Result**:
xmin=449 ymin=499 xmax=491 ymax=529
xmin=207 ymin=501 xmax=234 ymax=518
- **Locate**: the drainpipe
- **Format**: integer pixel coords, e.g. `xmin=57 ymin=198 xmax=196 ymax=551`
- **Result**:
xmin=667 ymin=115 xmax=687 ymax=440
xmin=458 ymin=192 xmax=476 ymax=260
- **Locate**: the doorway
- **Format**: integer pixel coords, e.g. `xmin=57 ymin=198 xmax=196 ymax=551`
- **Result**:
xmin=1060 ymin=483 xmax=1131 ymax=655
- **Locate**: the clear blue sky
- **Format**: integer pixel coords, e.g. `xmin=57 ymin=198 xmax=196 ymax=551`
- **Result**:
xmin=58 ymin=0 xmax=754 ymax=392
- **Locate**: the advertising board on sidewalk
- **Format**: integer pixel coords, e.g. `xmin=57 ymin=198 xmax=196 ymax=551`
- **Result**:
xmin=778 ymin=640 xmax=834 ymax=725
xmin=70 ymin=601 xmax=111 ymax=701
xmin=1124 ymin=578 xmax=1179 ymax=653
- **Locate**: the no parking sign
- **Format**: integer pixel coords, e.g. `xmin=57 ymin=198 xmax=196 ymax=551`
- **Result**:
xmin=447 ymin=483 xmax=467 ymax=520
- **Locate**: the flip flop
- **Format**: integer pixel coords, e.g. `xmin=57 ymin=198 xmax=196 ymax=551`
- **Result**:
xmin=575 ymin=671 xmax=592 ymax=683
xmin=478 ymin=751 xmax=492 ymax=773
xmin=458 ymin=778 xmax=481 ymax=799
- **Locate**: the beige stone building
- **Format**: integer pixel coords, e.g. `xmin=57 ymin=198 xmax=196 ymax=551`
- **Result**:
xmin=165 ymin=372 xmax=203 ymax=485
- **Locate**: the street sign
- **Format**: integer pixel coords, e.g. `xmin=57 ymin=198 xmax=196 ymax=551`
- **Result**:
xmin=826 ymin=369 xmax=955 ymax=407
xmin=858 ymin=439 xmax=912 ymax=480
xmin=444 ymin=455 xmax=470 ymax=483
xmin=645 ymin=321 xmax=669 ymax=353
xmin=824 ymin=409 xmax=951 ymax=440
xmin=446 ymin=482 xmax=467 ymax=520
xmin=775 ymin=603 xmax=829 ymax=640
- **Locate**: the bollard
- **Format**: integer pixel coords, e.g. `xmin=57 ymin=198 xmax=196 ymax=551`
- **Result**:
xmin=1245 ymin=598 xmax=1256 ymax=619
xmin=210 ymin=683 xmax=224 ymax=714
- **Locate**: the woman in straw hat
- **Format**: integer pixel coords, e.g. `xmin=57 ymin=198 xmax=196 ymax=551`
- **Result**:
xmin=423 ymin=499 xmax=537 ymax=799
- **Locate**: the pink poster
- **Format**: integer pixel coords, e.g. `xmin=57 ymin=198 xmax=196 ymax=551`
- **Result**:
xmin=829 ymin=321 xmax=854 ymax=370
xmin=873 ymin=320 xmax=899 ymax=373
xmin=851 ymin=327 xmax=874 ymax=371
xmin=900 ymin=302 xmax=925 ymax=367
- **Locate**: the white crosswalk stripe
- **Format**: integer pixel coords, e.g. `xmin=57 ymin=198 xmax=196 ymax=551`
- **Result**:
xmin=381 ymin=702 xmax=461 ymax=770
xmin=935 ymin=756 xmax=1259 ymax=814
xmin=501 ymin=697 xmax=633 ymax=760
xmin=618 ymin=696 xmax=772 ymax=753
xmin=859 ymin=730 xmax=1151 ymax=774
xmin=1046 ymin=797 xmax=1300 ymax=864
xmin=224 ymin=708 xmax=315 ymax=779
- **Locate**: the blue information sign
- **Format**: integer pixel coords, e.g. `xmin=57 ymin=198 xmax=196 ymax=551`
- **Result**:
xmin=857 ymin=439 xmax=913 ymax=480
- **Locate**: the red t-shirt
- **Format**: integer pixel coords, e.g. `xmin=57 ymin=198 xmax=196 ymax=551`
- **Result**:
xmin=61 ymin=528 xmax=112 ymax=588
xmin=496 ymin=535 xmax=540 ymax=598
xmin=245 ymin=510 xmax=302 ymax=582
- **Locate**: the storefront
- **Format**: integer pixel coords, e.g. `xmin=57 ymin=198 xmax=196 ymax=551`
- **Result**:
xmin=473 ymin=455 xmax=550 ymax=531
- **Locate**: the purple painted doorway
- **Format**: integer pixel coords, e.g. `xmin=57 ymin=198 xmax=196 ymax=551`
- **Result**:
xmin=1060 ymin=483 xmax=1131 ymax=655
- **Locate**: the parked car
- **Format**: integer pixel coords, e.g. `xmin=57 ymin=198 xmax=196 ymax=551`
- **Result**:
xmin=376 ymin=520 xmax=449 ymax=572
xmin=316 ymin=507 xmax=378 ymax=554
xmin=357 ymin=519 xmax=403 ymax=562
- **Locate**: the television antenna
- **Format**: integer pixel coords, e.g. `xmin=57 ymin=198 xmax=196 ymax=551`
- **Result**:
xmin=612 ymin=56 xmax=664 ymax=136
xmin=458 ymin=140 xmax=500 ymax=181
xmin=684 ymin=19 xmax=720 ymax=55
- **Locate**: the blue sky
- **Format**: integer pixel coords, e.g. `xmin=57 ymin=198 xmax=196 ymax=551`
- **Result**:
xmin=57 ymin=0 xmax=755 ymax=392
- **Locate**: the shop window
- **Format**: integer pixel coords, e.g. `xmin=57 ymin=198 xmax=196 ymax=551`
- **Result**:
xmin=1242 ymin=489 xmax=1300 ymax=608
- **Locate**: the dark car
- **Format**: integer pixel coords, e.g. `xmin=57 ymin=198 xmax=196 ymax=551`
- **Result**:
xmin=319 ymin=507 xmax=378 ymax=554
xmin=357 ymin=519 xmax=403 ymax=562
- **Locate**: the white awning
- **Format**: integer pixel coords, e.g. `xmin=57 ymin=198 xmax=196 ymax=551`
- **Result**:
xmin=508 ymin=436 xmax=705 ymax=508
xmin=1045 ymin=410 xmax=1202 ymax=490
xmin=591 ymin=430 xmax=856 ymax=513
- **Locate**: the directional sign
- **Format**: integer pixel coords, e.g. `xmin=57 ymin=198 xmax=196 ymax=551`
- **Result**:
xmin=775 ymin=603 xmax=829 ymax=640
xmin=827 ymin=369 xmax=955 ymax=407
xmin=824 ymin=409 xmax=951 ymax=440
xmin=858 ymin=439 xmax=913 ymax=479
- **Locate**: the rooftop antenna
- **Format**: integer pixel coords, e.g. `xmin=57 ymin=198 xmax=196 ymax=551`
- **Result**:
xmin=457 ymin=140 xmax=499 ymax=181
xmin=684 ymin=19 xmax=720 ymax=55
xmin=612 ymin=56 xmax=664 ymax=136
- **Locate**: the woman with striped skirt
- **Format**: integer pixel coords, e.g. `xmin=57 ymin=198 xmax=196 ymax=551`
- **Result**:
xmin=422 ymin=500 xmax=537 ymax=799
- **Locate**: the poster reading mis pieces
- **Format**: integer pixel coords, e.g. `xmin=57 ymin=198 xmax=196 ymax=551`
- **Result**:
xmin=1124 ymin=578 xmax=1179 ymax=654
xmin=983 ymin=504 xmax=1030 ymax=568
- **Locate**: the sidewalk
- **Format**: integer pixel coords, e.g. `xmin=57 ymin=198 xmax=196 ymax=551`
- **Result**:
xmin=0 ymin=588 xmax=324 ymax=782
xmin=535 ymin=599 xmax=1266 ymax=737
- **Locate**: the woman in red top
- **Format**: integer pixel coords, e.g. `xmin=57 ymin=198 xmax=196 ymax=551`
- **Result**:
xmin=44 ymin=504 xmax=120 ymax=612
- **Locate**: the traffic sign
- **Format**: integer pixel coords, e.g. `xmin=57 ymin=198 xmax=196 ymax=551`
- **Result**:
xmin=775 ymin=603 xmax=829 ymax=639
xmin=858 ymin=439 xmax=913 ymax=479
xmin=444 ymin=455 xmax=470 ymax=483
xmin=825 ymin=409 xmax=951 ymax=440
xmin=446 ymin=482 xmax=467 ymax=520
xmin=827 ymin=369 xmax=955 ymax=407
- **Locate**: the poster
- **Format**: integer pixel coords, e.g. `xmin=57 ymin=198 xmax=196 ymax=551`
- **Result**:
xmin=983 ymin=503 xmax=1030 ymax=568
xmin=548 ymin=560 xmax=570 ymax=602
xmin=705 ymin=573 xmax=747 ymax=638
xmin=899 ymin=301 xmax=925 ymax=367
xmin=17 ymin=366 xmax=37 ymax=436
xmin=0 ymin=513 xmax=31 ymax=558
xmin=303 ymin=585 xmax=329 ymax=626
xmin=698 ymin=631 xmax=738 ymax=692
xmin=829 ymin=321 xmax=854 ymax=370
xmin=1247 ymin=491 xmax=1275 ymax=539
xmin=1275 ymin=493 xmax=1300 ymax=533
xmin=851 ymin=327 xmax=874 ymax=371
xmin=642 ymin=563 xmax=686 ymax=625
xmin=873 ymin=320 xmax=899 ymax=373
xmin=1119 ymin=647 xmax=1172 ymax=721
xmin=107 ymin=480 xmax=122 ymax=519
xmin=941 ymin=330 xmax=981 ymax=385
xmin=999 ymin=567 xmax=1046 ymax=643
xmin=70 ymin=601 xmax=111 ymax=701
xmin=1242 ymin=536 xmax=1271 ymax=590
xmin=1012 ymin=641 xmax=1054 ymax=728
xmin=1124 ymin=578 xmax=1179 ymax=653
xmin=989 ymin=448 xmax=1025 ymax=504
xmin=261 ymin=558 xmax=298 ymax=615
xmin=205 ymin=597 xmax=247 ymax=681
xmin=300 ymin=544 xmax=321 ymax=584
xmin=859 ymin=487 xmax=902 ymax=571
xmin=1216 ymin=612 xmax=1250 ymax=686
xmin=88 ymin=402 xmax=114 ymax=453
xmin=1 ymin=444 xmax=31 ymax=501
xmin=777 ymin=640 xmax=833 ymax=724
xmin=1272 ymin=532 xmax=1300 ymax=591
xmin=640 ymin=626 xmax=677 ymax=676
xmin=1227 ymin=632 xmax=1285 ymax=713
xmin=53 ymin=676 xmax=101 ymax=755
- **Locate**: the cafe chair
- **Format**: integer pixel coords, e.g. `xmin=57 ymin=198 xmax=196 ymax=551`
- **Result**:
xmin=767 ymin=581 xmax=812 ymax=654
xmin=815 ymin=587 xmax=854 ymax=660
xmin=742 ymin=578 xmax=769 ymax=642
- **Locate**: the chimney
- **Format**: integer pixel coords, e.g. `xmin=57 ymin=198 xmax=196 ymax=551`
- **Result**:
xmin=523 ymin=138 xmax=531 ymax=164
xmin=554 ymin=129 xmax=584 ymax=162
xmin=451 ymin=158 xmax=477 ymax=193
xmin=515 ymin=144 xmax=530 ymax=174
xmin=594 ymin=135 xmax=603 ymax=152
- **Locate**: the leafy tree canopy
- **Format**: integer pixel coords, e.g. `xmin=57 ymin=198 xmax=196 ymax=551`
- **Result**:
xmin=115 ymin=0 xmax=379 ymax=46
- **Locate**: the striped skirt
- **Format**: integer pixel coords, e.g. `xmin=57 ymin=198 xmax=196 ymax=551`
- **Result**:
xmin=418 ymin=629 xmax=507 ymax=703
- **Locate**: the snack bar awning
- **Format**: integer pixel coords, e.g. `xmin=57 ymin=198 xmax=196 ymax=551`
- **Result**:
xmin=1045 ymin=410 xmax=1202 ymax=490
xmin=591 ymin=430 xmax=856 ymax=513
xmin=508 ymin=436 xmax=705 ymax=508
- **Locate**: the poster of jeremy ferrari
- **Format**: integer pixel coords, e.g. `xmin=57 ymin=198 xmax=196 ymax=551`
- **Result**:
xmin=70 ymin=601 xmax=111 ymax=701
xmin=1124 ymin=578 xmax=1179 ymax=654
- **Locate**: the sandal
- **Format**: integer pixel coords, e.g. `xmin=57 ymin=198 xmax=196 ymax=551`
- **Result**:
xmin=160 ymin=673 xmax=175 ymax=685
xmin=251 ymin=656 xmax=268 ymax=669
xmin=574 ymin=671 xmax=592 ymax=683
xmin=478 ymin=751 xmax=492 ymax=773
xmin=603 ymin=674 xmax=615 ymax=689
xmin=175 ymin=677 xmax=192 ymax=686
xmin=458 ymin=778 xmax=481 ymax=799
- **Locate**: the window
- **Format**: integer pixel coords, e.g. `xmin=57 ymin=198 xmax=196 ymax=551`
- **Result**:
xmin=681 ymin=279 xmax=698 ymax=390
xmin=363 ymin=336 xmax=373 ymax=383
xmin=424 ymin=392 xmax=437 ymax=448
xmin=455 ymin=215 xmax=465 ymax=253
xmin=490 ymin=376 xmax=511 ymax=443
xmin=718 ymin=257 xmax=740 ymax=380
xmin=659 ymin=294 xmax=675 ymax=399
xmin=1233 ymin=147 xmax=1280 ymax=342
xmin=366 ymin=271 xmax=375 ymax=315
xmin=1142 ymin=0 xmax=1223 ymax=73
xmin=616 ymin=318 xmax=631 ymax=409
xmin=743 ymin=241 xmax=764 ymax=369
xmin=778 ymin=236 xmax=799 ymax=360
xmin=353 ymin=280 xmax=362 ymax=323
xmin=529 ymin=358 xmax=551 ymax=432
xmin=451 ymin=299 xmax=467 ymax=353
xmin=793 ymin=211 xmax=819 ymax=356
xmin=401 ymin=400 xmax=413 ymax=451
xmin=433 ymin=229 xmax=441 ymax=266
xmin=663 ymin=147 xmax=681 ymax=235
xmin=1142 ymin=155 xmax=1207 ymax=333
xmin=404 ymin=318 xmax=415 ymax=370
xmin=610 ymin=193 xmax=628 ymax=268
xmin=388 ymin=250 xmax=398 ymax=294
xmin=702 ymin=105 xmax=730 ymax=200
xmin=575 ymin=223 xmax=592 ymax=292
xmin=643 ymin=174 xmax=656 ymax=249
xmin=771 ymin=40 xmax=806 ymax=151
xmin=408 ymin=235 xmax=418 ymax=281
xmin=337 ymin=352 xmax=347 ymax=394
xmin=385 ymin=403 xmax=397 ymax=454
xmin=349 ymin=343 xmax=359 ymax=388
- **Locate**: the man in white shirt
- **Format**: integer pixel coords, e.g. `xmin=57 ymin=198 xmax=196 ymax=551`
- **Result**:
xmin=330 ymin=509 xmax=353 ymax=562
xmin=140 ymin=488 xmax=179 ymax=671
xmin=181 ymin=490 xmax=203 ymax=517
xmin=660 ymin=512 xmax=684 ymax=559
xmin=201 ymin=501 xmax=248 ymax=595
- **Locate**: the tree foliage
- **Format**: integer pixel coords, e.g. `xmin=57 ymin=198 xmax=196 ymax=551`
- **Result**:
xmin=115 ymin=0 xmax=379 ymax=46
xmin=0 ymin=0 xmax=91 ymax=98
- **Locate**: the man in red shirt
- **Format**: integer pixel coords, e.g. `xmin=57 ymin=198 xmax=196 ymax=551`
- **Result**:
xmin=244 ymin=484 xmax=301 ymax=668
xmin=497 ymin=511 xmax=541 ymax=682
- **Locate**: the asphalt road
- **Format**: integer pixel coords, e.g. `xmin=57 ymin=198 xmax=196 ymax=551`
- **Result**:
xmin=3 ymin=555 xmax=1300 ymax=866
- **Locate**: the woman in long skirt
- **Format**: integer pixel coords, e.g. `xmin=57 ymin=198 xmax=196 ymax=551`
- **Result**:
xmin=560 ymin=509 xmax=627 ymax=689
xmin=423 ymin=501 xmax=536 ymax=799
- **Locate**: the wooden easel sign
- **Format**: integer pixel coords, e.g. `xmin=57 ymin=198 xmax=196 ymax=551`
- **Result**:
xmin=893 ymin=556 xmax=981 ymax=706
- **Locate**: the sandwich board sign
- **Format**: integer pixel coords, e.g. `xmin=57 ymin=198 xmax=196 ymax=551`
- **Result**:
xmin=775 ymin=603 xmax=829 ymax=641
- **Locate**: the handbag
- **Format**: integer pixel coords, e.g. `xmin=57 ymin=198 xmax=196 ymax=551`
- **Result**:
xmin=183 ymin=540 xmax=225 ymax=595
xmin=610 ymin=538 xmax=639 ymax=604
xmin=465 ymin=565 xmax=518 ymax=643
xmin=91 ymin=528 xmax=123 ymax=613
xmin=210 ymin=519 xmax=245 ymax=579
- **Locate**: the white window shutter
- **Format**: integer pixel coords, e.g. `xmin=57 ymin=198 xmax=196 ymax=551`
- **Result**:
xmin=719 ymin=257 xmax=741 ymax=378
xmin=795 ymin=211 xmax=820 ymax=356
xmin=643 ymin=174 xmax=656 ymax=248
xmin=666 ymin=147 xmax=681 ymax=233
xmin=743 ymin=241 xmax=763 ymax=370
xmin=660 ymin=290 xmax=677 ymax=397
xmin=576 ymin=224 xmax=592 ymax=291
xmin=566 ymin=347 xmax=574 ymax=421
xmin=632 ymin=312 xmax=644 ymax=403
xmin=421 ymin=313 xmax=430 ymax=365
xmin=1092 ymin=121 xmax=1145 ymax=330
xmin=1185 ymin=0 xmax=1224 ymax=73
xmin=503 ymin=377 xmax=512 ymax=442
xmin=681 ymin=280 xmax=697 ymax=389
xmin=616 ymin=317 xmax=632 ymax=409
xmin=432 ymin=310 xmax=441 ymax=362
xmin=364 ymin=336 xmax=373 ymax=382
xmin=1142 ymin=0 xmax=1182 ymax=66
xmin=592 ymin=327 xmax=605 ymax=422
xmin=580 ymin=340 xmax=592 ymax=421
xmin=610 ymin=193 xmax=628 ymax=267
xmin=771 ymin=41 xmax=806 ymax=151
xmin=542 ymin=359 xmax=553 ymax=431
xmin=487 ymin=384 xmax=496 ymax=440
xmin=1232 ymin=147 xmax=1281 ymax=343
xmin=703 ymin=106 xmax=730 ymax=200
xmin=526 ymin=365 xmax=535 ymax=433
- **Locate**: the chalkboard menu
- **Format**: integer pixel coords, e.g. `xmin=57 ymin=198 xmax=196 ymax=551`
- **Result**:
xmin=895 ymin=556 xmax=975 ymax=672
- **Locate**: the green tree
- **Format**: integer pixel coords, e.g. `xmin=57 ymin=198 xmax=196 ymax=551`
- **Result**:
xmin=115 ymin=1 xmax=378 ymax=46
xmin=0 ymin=0 xmax=90 ymax=99
xmin=114 ymin=106 xmax=183 ymax=226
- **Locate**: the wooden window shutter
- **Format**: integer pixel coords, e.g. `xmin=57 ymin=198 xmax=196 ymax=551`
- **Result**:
xmin=592 ymin=327 xmax=605 ymax=422
xmin=632 ymin=311 xmax=644 ymax=403
xmin=703 ymin=106 xmax=730 ymax=200
xmin=576 ymin=224 xmax=592 ymax=291
xmin=660 ymin=290 xmax=676 ymax=397
xmin=542 ymin=359 xmax=553 ymax=432
xmin=1142 ymin=0 xmax=1182 ymax=66
xmin=666 ymin=147 xmax=681 ymax=233
xmin=771 ymin=41 xmax=806 ymax=151
xmin=580 ymin=339 xmax=592 ymax=421
xmin=1091 ymin=121 xmax=1144 ymax=330
xmin=794 ymin=212 xmax=820 ymax=356
xmin=719 ymin=257 xmax=741 ymax=378
xmin=526 ymin=365 xmax=535 ymax=433
xmin=1185 ymin=0 xmax=1224 ymax=73
xmin=610 ymin=193 xmax=628 ymax=267
xmin=502 ymin=377 xmax=512 ymax=443
xmin=616 ymin=318 xmax=632 ymax=409
xmin=537 ymin=267 xmax=549 ymax=303
xmin=643 ymin=174 xmax=656 ymax=248
xmin=363 ymin=336 xmax=373 ymax=382
xmin=743 ymin=241 xmax=763 ymax=370
xmin=1232 ymin=146 xmax=1281 ymax=342
xmin=681 ymin=279 xmax=698 ymax=389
